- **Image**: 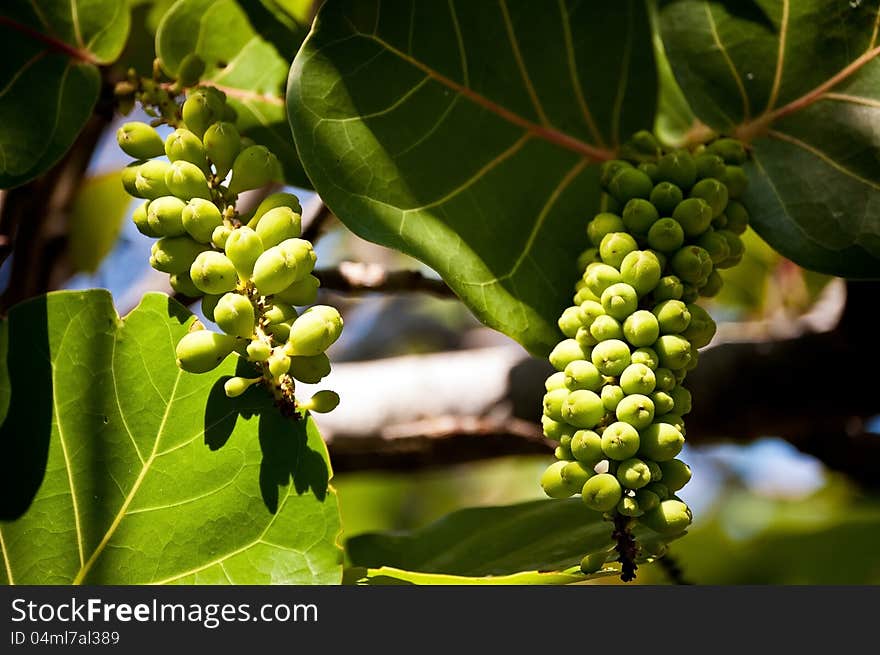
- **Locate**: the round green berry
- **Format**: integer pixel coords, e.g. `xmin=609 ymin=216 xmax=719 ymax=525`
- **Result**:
xmin=654 ymin=368 xmax=676 ymax=392
xmin=149 ymin=236 xmax=207 ymax=274
xmin=584 ymin=263 xmax=623 ymax=297
xmin=635 ymin=488 xmax=660 ymax=512
xmin=653 ymin=275 xmax=684 ymax=301
xmin=600 ymin=422 xmax=640 ymax=460
xmin=562 ymin=389 xmax=605 ymax=428
xmin=657 ymin=151 xmax=697 ymax=189
xmin=575 ymin=327 xmax=598 ymax=349
xmin=246 ymin=340 xmax=272 ymax=362
xmin=273 ymin=275 xmax=321 ymax=306
xmin=725 ymin=200 xmax=749 ymax=234
xmin=203 ymin=121 xmax=241 ymax=179
xmin=541 ymin=461 xmax=576 ymax=499
xmin=708 ymin=137 xmax=747 ymax=164
xmin=190 ymin=251 xmax=238 ymax=294
xmin=646 ymin=218 xmax=685 ymax=253
xmin=599 ymin=232 xmax=639 ymax=269
xmin=175 ymin=329 xmax=237 ymax=373
xmin=650 ymin=390 xmax=675 ymax=416
xmin=558 ymin=305 xmax=586 ymax=338
xmin=639 ymin=422 xmax=684 ymax=461
xmin=591 ymin=339 xmax=631 ymax=376
xmin=542 ymin=415 xmax=572 ymax=441
xmin=617 ymin=458 xmax=652 ymax=489
xmin=561 ymin=461 xmax=595 ymax=490
xmin=228 ymin=145 xmax=280 ymax=195
xmin=646 ymin=460 xmax=663 ymax=482
xmin=681 ymin=303 xmax=716 ymax=348
xmin=546 ymin=371 xmax=567 ymax=392
xmin=608 ymin=168 xmax=653 ymax=204
xmin=671 ymin=245 xmax=713 ymax=283
xmin=255 ymin=207 xmax=303 ymax=248
xmin=224 ymin=226 xmax=264 ymax=281
xmin=619 ymin=363 xmax=656 ymax=395
xmin=117 ymin=122 xmax=165 ymax=160
xmin=721 ymin=165 xmax=747 ymax=198
xmin=649 ymin=182 xmax=683 ymax=215
xmin=571 ymin=429 xmax=603 ymax=464
xmin=587 ymin=212 xmax=625 ymax=247
xmin=641 ymin=499 xmax=692 ymax=534
xmin=699 ymin=270 xmax=723 ymax=297
xmin=601 ymin=384 xmax=624 ymax=412
xmin=618 ymin=496 xmax=643 ymax=517
xmin=694 ymin=152 xmax=726 ymax=180
xmin=669 ymin=385 xmax=692 ymax=415
xmin=289 ymin=353 xmax=332 ymax=384
xmin=549 ymin=338 xmax=589 ymax=371
xmin=580 ymin=552 xmax=608 ymax=575
xmin=590 ymin=314 xmax=623 ymax=341
xmin=601 ymin=282 xmax=638 ymax=321
xmin=621 ymin=199 xmax=659 ymax=236
xmin=581 ymin=473 xmax=623 ymax=512
xmin=622 ymin=310 xmax=659 ymax=348
xmin=165 ymin=160 xmax=212 ymax=200
xmin=619 ymin=250 xmax=661 ymax=296
xmin=146 ymin=196 xmax=187 ymax=237
xmin=564 ymin=360 xmax=602 ymax=392
xmin=659 ymin=459 xmax=692 ymax=492
xmin=213 ymin=292 xmax=255 ymax=338
xmin=689 ymin=178 xmax=728 ymax=218
xmin=181 ymin=198 xmax=223 ymax=243
xmin=696 ymin=230 xmax=731 ymax=265
xmin=134 ymin=160 xmax=171 ymax=199
xmin=615 ymin=394 xmax=655 ymax=429
xmin=599 ymin=159 xmax=632 ymax=187
xmin=285 ymin=305 xmax=344 ymax=356
xmin=652 ymin=299 xmax=691 ymax=334
xmin=654 ymin=334 xmax=693 ymax=370
xmin=165 ymin=128 xmax=208 ymax=170
xmin=630 ymin=347 xmax=659 ymax=370
xmin=672 ymin=198 xmax=713 ymax=237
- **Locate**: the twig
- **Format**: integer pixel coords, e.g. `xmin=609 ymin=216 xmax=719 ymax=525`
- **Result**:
xmin=612 ymin=514 xmax=639 ymax=582
xmin=315 ymin=261 xmax=455 ymax=297
xmin=656 ymin=552 xmax=693 ymax=585
xmin=301 ymin=199 xmax=335 ymax=243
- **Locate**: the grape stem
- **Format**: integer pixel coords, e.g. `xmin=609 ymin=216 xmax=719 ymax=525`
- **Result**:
xmin=612 ymin=513 xmax=639 ymax=582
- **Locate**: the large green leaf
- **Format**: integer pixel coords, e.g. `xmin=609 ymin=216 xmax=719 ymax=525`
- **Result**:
xmin=346 ymin=498 xmax=674 ymax=577
xmin=0 ymin=2 xmax=130 ymax=188
xmin=0 ymin=291 xmax=341 ymax=585
xmin=289 ymin=0 xmax=657 ymax=355
xmin=156 ymin=0 xmax=310 ymax=187
xmin=658 ymin=0 xmax=880 ymax=277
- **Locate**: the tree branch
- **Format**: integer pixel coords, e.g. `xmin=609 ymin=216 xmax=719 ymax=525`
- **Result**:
xmin=315 ymin=261 xmax=455 ymax=297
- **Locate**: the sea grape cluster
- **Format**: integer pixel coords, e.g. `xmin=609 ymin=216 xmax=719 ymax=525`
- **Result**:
xmin=539 ymin=131 xmax=750 ymax=575
xmin=117 ymin=75 xmax=341 ymax=415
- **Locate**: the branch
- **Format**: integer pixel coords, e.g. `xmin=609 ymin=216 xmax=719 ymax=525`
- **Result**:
xmin=301 ymin=198 xmax=335 ymax=243
xmin=315 ymin=261 xmax=455 ymax=297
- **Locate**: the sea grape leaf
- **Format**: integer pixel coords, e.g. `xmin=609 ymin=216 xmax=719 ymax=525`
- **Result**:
xmin=346 ymin=498 xmax=675 ymax=577
xmin=0 ymin=291 xmax=342 ymax=585
xmin=0 ymin=1 xmax=130 ymax=188
xmin=156 ymin=0 xmax=310 ymax=187
xmin=658 ymin=0 xmax=880 ymax=277
xmin=288 ymin=0 xmax=657 ymax=355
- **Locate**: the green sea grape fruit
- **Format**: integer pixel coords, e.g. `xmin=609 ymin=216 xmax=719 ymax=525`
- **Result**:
xmin=581 ymin=474 xmax=623 ymax=512
xmin=564 ymin=360 xmax=603 ymax=392
xmin=132 ymin=200 xmax=161 ymax=237
xmin=165 ymin=128 xmax=208 ymax=170
xmin=725 ymin=201 xmax=750 ymax=234
xmin=300 ymin=390 xmax=340 ymax=414
xmin=169 ymin=272 xmax=203 ymax=298
xmin=591 ymin=339 xmax=631 ymax=376
xmin=654 ymin=275 xmax=684 ymax=301
xmin=289 ymin=353 xmax=332 ymax=384
xmin=224 ymin=226 xmax=264 ymax=281
xmin=616 ymin=458 xmax=652 ymax=489
xmin=571 ymin=429 xmax=603 ymax=464
xmin=694 ymin=152 xmax=726 ymax=180
xmin=549 ymin=339 xmax=590 ymax=371
xmin=284 ymin=305 xmax=344 ymax=356
xmin=587 ymin=212 xmax=626 ymax=247
xmin=246 ymin=340 xmax=272 ymax=362
xmin=653 ymin=300 xmax=691 ymax=334
xmin=621 ymin=199 xmax=659 ymax=236
xmin=638 ymin=423 xmax=684 ymax=461
xmin=649 ymin=182 xmax=683 ymax=215
xmin=190 ymin=251 xmax=238 ymax=294
xmin=562 ymin=389 xmax=605 ymax=428
xmin=584 ymin=263 xmax=623 ymax=297
xmin=224 ymin=376 xmax=260 ymax=398
xmin=181 ymin=198 xmax=223 ymax=243
xmin=658 ymin=459 xmax=692 ymax=492
xmin=267 ymin=349 xmax=291 ymax=377
xmin=619 ymin=364 xmax=656 ymax=395
xmin=203 ymin=121 xmax=240 ymax=178
xmin=561 ymin=461 xmax=595 ymax=490
xmin=619 ymin=250 xmax=661 ymax=296
xmin=670 ymin=245 xmax=713 ymax=284
xmin=689 ymin=178 xmax=728 ymax=218
xmin=580 ymin=552 xmax=608 ymax=575
xmin=182 ymin=89 xmax=222 ymax=138
xmin=615 ymin=394 xmax=655 ymax=430
xmin=248 ymin=192 xmax=304 ymax=228
xmin=256 ymin=207 xmax=303 ymax=248
xmin=134 ymin=160 xmax=172 ymax=199
xmin=599 ymin=232 xmax=639 ymax=269
xmin=146 ymin=196 xmax=187 ymax=237
xmin=600 ymin=422 xmax=640 ymax=460
xmin=558 ymin=305 xmax=586 ymax=338
xmin=273 ymin=275 xmax=320 ymax=306
xmin=601 ymin=385 xmax=625 ymax=412
xmin=601 ymin=283 xmax=639 ymax=321
xmin=175 ymin=329 xmax=237 ymax=373
xmin=149 ymin=236 xmax=207 ymax=274
xmin=654 ymin=335 xmax=693 ymax=370
xmin=214 ymin=292 xmax=256 ymax=338
xmin=622 ymin=310 xmax=659 ymax=348
xmin=608 ymin=168 xmax=653 ymax=204
xmin=228 ymin=145 xmax=280 ymax=195
xmin=647 ymin=218 xmax=685 ymax=253
xmin=641 ymin=499 xmax=692 ymax=534
xmin=630 ymin=347 xmax=659 ymax=371
xmin=681 ymin=304 xmax=716 ymax=348
xmin=669 ymin=386 xmax=692 ymax=415
xmin=672 ymin=198 xmax=713 ymax=237
xmin=541 ymin=461 xmax=576 ymax=499
xmin=590 ymin=314 xmax=623 ymax=341
xmin=721 ymin=166 xmax=748 ymax=198
xmin=657 ymin=151 xmax=697 ymax=190
xmin=165 ymin=160 xmax=212 ymax=200
xmin=117 ymin=122 xmax=165 ymax=159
